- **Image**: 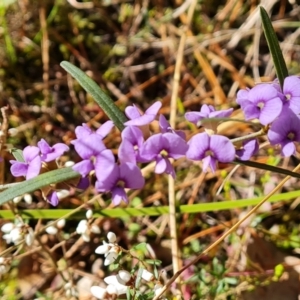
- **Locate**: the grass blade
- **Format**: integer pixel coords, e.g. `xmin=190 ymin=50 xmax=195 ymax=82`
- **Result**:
xmin=60 ymin=61 xmax=127 ymax=131
xmin=260 ymin=6 xmax=288 ymax=88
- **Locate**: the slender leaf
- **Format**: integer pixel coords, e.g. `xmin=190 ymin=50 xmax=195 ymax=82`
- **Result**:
xmin=234 ymin=159 xmax=300 ymax=179
xmin=0 ymin=167 xmax=79 ymax=206
xmin=260 ymin=6 xmax=288 ymax=88
xmin=60 ymin=61 xmax=127 ymax=131
xmin=1 ymin=190 xmax=300 ymax=219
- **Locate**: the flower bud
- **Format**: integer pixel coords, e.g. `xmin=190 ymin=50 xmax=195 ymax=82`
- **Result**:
xmin=107 ymin=231 xmax=116 ymax=243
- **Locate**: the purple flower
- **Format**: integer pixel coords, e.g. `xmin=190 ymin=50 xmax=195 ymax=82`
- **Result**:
xmin=273 ymin=76 xmax=300 ymax=114
xmin=95 ymin=150 xmax=145 ymax=205
xmin=236 ymin=139 xmax=259 ymax=161
xmin=37 ymin=139 xmax=69 ymax=162
xmin=139 ymin=132 xmax=188 ymax=178
xmin=186 ymin=133 xmax=235 ymax=173
xmin=119 ymin=126 xmax=145 ymax=164
xmin=46 ymin=191 xmax=59 ymax=206
xmin=71 ymin=124 xmax=107 ymax=177
xmin=236 ymin=84 xmax=283 ymax=125
xmin=124 ymin=101 xmax=162 ymax=126
xmin=159 ymin=115 xmax=186 ymax=139
xmin=96 ymin=120 xmax=114 ymax=138
xmin=185 ymin=104 xmax=233 ymax=126
xmin=10 ymin=146 xmax=42 ymax=180
xmin=268 ymin=109 xmax=300 ymax=156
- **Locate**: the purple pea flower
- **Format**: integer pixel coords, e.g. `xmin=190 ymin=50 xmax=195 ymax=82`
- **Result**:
xmin=10 ymin=146 xmax=42 ymax=180
xmin=186 ymin=132 xmax=235 ymax=173
xmin=236 ymin=139 xmax=259 ymax=161
xmin=236 ymin=84 xmax=283 ymax=125
xmin=268 ymin=109 xmax=300 ymax=157
xmin=95 ymin=150 xmax=145 ymax=205
xmin=119 ymin=126 xmax=145 ymax=164
xmin=273 ymin=76 xmax=300 ymax=114
xmin=46 ymin=191 xmax=59 ymax=206
xmin=185 ymin=104 xmax=233 ymax=133
xmin=37 ymin=139 xmax=69 ymax=162
xmin=124 ymin=101 xmax=162 ymax=126
xmin=139 ymin=132 xmax=188 ymax=178
xmin=159 ymin=115 xmax=186 ymax=139
xmin=71 ymin=124 xmax=107 ymax=177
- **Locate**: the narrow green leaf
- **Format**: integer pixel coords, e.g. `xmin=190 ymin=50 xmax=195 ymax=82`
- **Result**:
xmin=260 ymin=6 xmax=288 ymax=88
xmin=0 ymin=167 xmax=79 ymax=206
xmin=11 ymin=148 xmax=24 ymax=162
xmin=60 ymin=61 xmax=127 ymax=131
xmin=234 ymin=159 xmax=300 ymax=179
xmin=1 ymin=190 xmax=300 ymax=219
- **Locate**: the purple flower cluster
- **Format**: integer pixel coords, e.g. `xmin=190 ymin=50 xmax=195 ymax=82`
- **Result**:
xmin=10 ymin=139 xmax=69 ymax=205
xmin=237 ymin=75 xmax=300 ymax=157
xmin=9 ymin=74 xmax=300 ymax=208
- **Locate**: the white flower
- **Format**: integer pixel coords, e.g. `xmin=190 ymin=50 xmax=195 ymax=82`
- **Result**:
xmin=104 ymin=251 xmax=118 ymax=266
xmin=10 ymin=227 xmax=22 ymax=244
xmin=154 ymin=283 xmax=164 ymax=296
xmin=56 ymin=190 xmax=70 ymax=200
xmin=104 ymin=275 xmax=128 ymax=295
xmin=23 ymin=194 xmax=32 ymax=204
xmin=86 ymin=209 xmax=93 ymax=219
xmin=107 ymin=231 xmax=116 ymax=243
xmin=91 ymin=224 xmax=101 ymax=234
xmin=141 ymin=269 xmax=154 ymax=282
xmin=45 ymin=226 xmax=58 ymax=235
xmin=56 ymin=219 xmax=66 ymax=229
xmin=95 ymin=242 xmax=111 ymax=254
xmin=0 ymin=257 xmax=9 ymax=275
xmin=90 ymin=286 xmax=106 ymax=299
xmin=76 ymin=220 xmax=88 ymax=235
xmin=118 ymin=270 xmax=131 ymax=283
xmin=1 ymin=223 xmax=14 ymax=233
xmin=25 ymin=228 xmax=34 ymax=246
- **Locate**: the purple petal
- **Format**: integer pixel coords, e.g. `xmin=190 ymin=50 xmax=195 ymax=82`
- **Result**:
xmin=119 ymin=139 xmax=137 ymax=164
xmin=42 ymin=143 xmax=69 ymax=162
xmin=72 ymin=134 xmax=106 ymax=158
xmin=75 ymin=124 xmax=92 ymax=139
xmin=23 ymin=146 xmax=40 ymax=162
xmin=236 ymin=89 xmax=249 ymax=105
xmin=258 ymin=97 xmax=282 ymax=125
xmin=72 ymin=160 xmax=94 ymax=177
xmin=121 ymin=126 xmax=144 ymax=148
xmin=125 ymin=105 xmax=141 ymax=120
xmin=26 ymin=155 xmax=42 ymax=179
xmin=38 ymin=139 xmax=51 ymax=154
xmin=96 ymin=120 xmax=114 ymax=138
xmin=10 ymin=161 xmax=28 ymax=178
xmin=186 ymin=132 xmax=210 ymax=161
xmin=283 ymin=76 xmax=300 ymax=113
xmin=159 ymin=115 xmax=170 ymax=133
xmin=155 ymin=156 xmax=175 ymax=178
xmin=111 ymin=186 xmax=128 ymax=205
xmin=145 ymin=101 xmax=162 ymax=115
xmin=236 ymin=139 xmax=259 ymax=161
xmin=161 ymin=133 xmax=188 ymax=158
xmin=119 ymin=163 xmax=145 ymax=189
xmin=124 ymin=114 xmax=155 ymax=126
xmin=281 ymin=141 xmax=296 ymax=156
xmin=202 ymin=156 xmax=217 ymax=173
xmin=95 ymin=150 xmax=118 ymax=191
xmin=47 ymin=191 xmax=59 ymax=206
xmin=140 ymin=134 xmax=164 ymax=160
xmin=210 ymin=108 xmax=233 ymax=119
xmin=209 ymin=135 xmax=235 ymax=162
xmin=77 ymin=177 xmax=90 ymax=189
xmin=185 ymin=112 xmax=203 ymax=124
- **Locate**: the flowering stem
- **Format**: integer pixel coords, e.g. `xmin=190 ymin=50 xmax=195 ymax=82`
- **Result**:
xmin=230 ymin=128 xmax=266 ymax=144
